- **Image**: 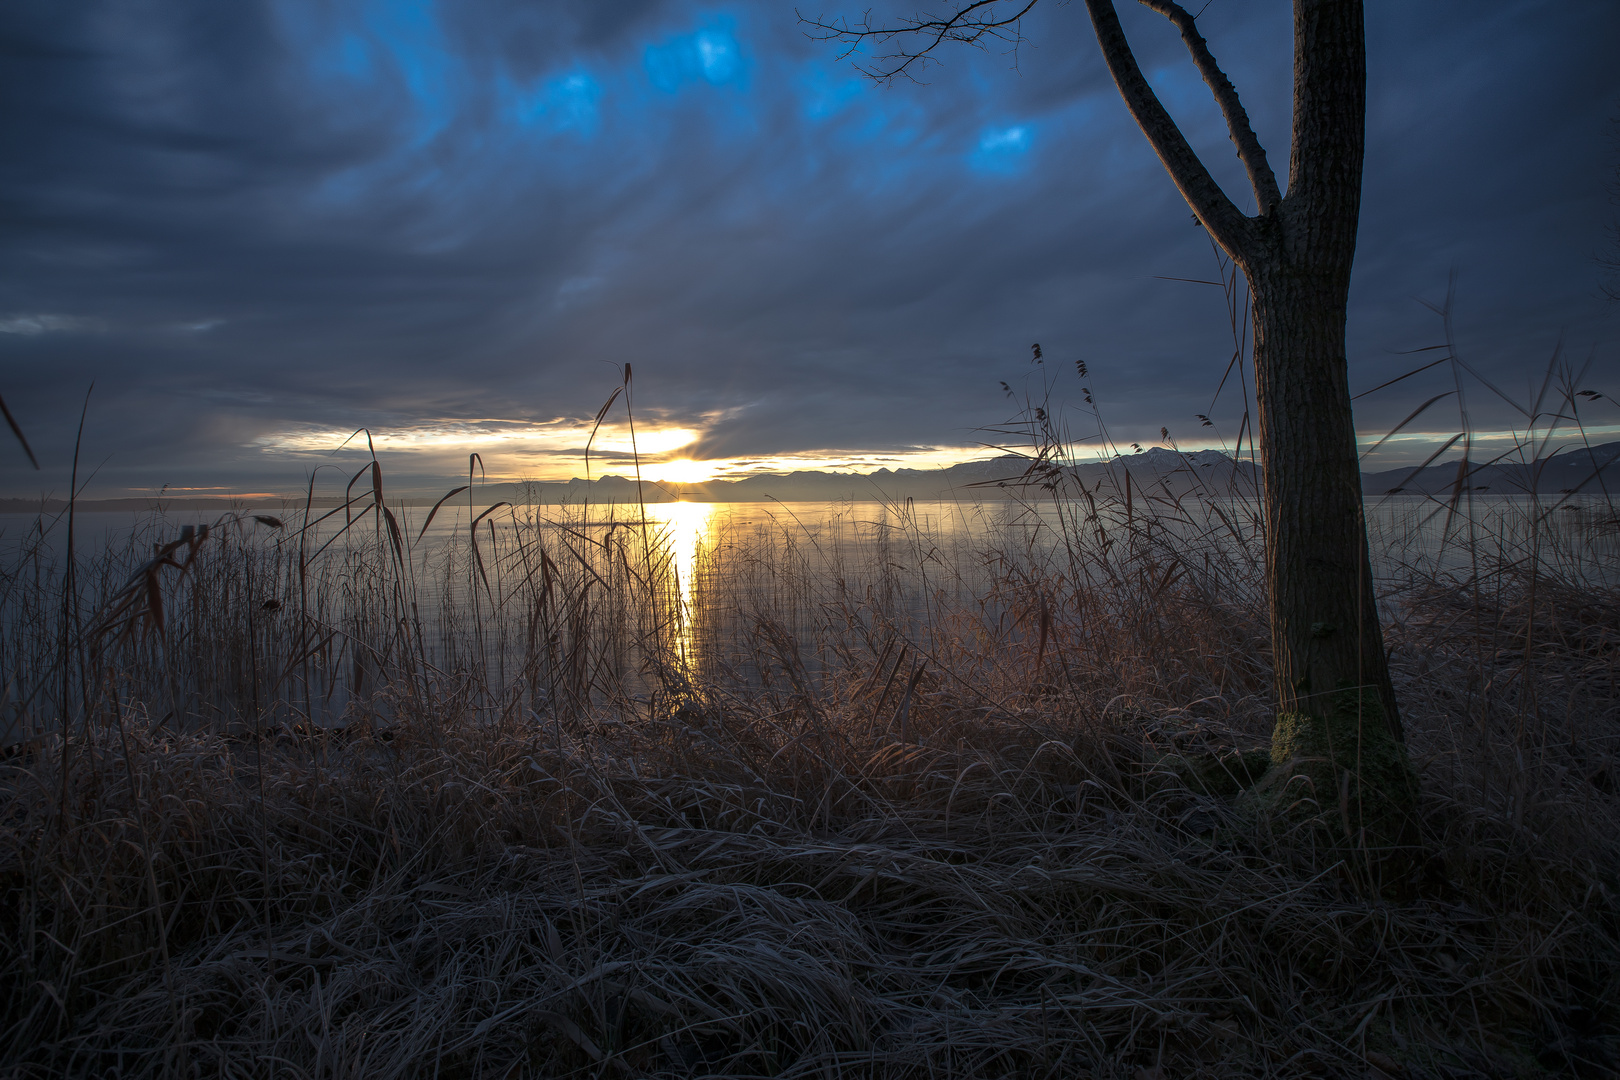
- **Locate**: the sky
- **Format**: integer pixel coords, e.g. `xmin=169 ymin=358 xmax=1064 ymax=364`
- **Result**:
xmin=1 ymin=0 xmax=1617 ymax=499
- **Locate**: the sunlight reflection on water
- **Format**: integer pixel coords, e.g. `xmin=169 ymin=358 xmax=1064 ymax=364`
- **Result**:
xmin=640 ymin=500 xmax=722 ymax=667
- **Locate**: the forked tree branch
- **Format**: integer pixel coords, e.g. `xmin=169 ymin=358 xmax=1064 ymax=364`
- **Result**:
xmin=1080 ymin=0 xmax=1256 ymax=261
xmin=799 ymin=1 xmax=1041 ymax=82
xmin=1138 ymin=0 xmax=1282 ymax=215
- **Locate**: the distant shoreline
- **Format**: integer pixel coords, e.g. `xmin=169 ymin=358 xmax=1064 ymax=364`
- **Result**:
xmin=2 ymin=440 xmax=1615 ymax=513
xmin=2 ymin=492 xmax=1612 ymax=517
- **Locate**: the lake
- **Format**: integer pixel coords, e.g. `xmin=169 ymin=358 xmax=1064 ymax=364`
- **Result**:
xmin=1 ymin=493 xmax=1614 ymax=733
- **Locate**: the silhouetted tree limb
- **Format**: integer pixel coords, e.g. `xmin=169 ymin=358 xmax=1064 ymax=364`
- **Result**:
xmin=1079 ymin=0 xmax=1255 ymax=256
xmin=1137 ymin=0 xmax=1282 ymax=215
xmin=799 ymin=1 xmax=1041 ymax=82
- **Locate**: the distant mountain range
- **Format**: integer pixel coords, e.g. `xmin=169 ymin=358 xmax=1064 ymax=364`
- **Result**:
xmin=467 ymin=448 xmax=1261 ymax=506
xmin=1361 ymin=441 xmax=1620 ymax=497
xmin=4 ymin=442 xmax=1616 ymax=514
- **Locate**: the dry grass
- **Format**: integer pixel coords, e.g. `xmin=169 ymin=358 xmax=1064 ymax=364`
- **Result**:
xmin=0 ymin=474 xmax=1616 ymax=1078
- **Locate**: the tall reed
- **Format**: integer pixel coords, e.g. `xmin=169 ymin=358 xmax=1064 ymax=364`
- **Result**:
xmin=0 ymin=415 xmax=1616 ymax=1076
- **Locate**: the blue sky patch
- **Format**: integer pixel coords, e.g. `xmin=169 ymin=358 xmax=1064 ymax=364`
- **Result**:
xmin=971 ymin=124 xmax=1033 ymax=173
xmin=644 ymin=17 xmax=747 ymax=92
xmin=509 ymin=70 xmax=602 ymax=136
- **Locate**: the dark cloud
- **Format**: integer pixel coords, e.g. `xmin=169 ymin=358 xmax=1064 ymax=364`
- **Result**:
xmin=1 ymin=0 xmax=1616 ymax=497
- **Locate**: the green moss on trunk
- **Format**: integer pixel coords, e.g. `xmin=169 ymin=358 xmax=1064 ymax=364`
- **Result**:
xmin=1265 ymin=686 xmax=1420 ymax=872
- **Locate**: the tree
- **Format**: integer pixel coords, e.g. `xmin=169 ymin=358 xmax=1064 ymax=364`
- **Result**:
xmin=809 ymin=0 xmax=1414 ymax=828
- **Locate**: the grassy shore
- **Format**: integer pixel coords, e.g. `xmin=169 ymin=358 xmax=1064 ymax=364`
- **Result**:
xmin=1 ymin=481 xmax=1616 ymax=1077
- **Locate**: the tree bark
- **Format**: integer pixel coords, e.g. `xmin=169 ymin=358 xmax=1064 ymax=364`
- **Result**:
xmin=1246 ymin=0 xmax=1402 ymax=741
xmin=1248 ymin=263 xmax=1402 ymax=739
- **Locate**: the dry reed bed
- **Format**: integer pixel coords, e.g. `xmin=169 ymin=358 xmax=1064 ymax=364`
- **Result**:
xmin=1 ymin=496 xmax=1617 ymax=1078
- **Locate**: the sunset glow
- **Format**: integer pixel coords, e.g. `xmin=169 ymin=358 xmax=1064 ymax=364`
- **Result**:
xmin=643 ymin=458 xmax=719 ymax=484
xmin=256 ymin=419 xmax=702 ymax=458
xmin=243 ymin=417 xmax=1007 ymax=493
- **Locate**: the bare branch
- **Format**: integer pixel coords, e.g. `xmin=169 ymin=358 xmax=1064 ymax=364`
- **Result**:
xmin=1081 ymin=0 xmax=1255 ymax=261
xmin=799 ymin=1 xmax=1041 ymax=83
xmin=1138 ymin=0 xmax=1282 ymax=214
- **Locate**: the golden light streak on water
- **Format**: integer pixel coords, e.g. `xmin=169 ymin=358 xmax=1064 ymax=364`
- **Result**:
xmin=641 ymin=500 xmax=722 ymax=667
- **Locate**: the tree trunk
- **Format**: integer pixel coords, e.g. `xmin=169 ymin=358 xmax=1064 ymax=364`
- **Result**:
xmin=1247 ymin=261 xmax=1402 ymax=741
xmin=1248 ymin=262 xmax=1415 ymax=868
xmin=1236 ymin=0 xmax=1403 ymax=746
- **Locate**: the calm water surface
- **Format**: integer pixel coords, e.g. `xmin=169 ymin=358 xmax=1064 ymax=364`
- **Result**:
xmin=1 ymin=495 xmax=1613 ymax=726
xmin=4 ymin=494 xmax=1615 ymax=595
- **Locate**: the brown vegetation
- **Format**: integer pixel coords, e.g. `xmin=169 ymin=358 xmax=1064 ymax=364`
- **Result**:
xmin=0 ymin=470 xmax=1616 ymax=1077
